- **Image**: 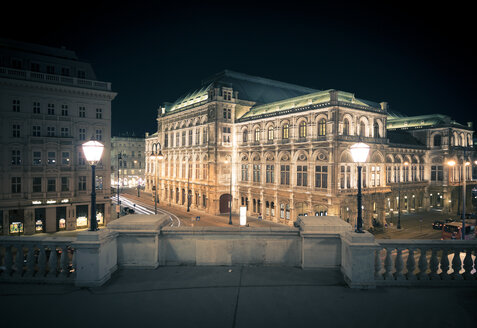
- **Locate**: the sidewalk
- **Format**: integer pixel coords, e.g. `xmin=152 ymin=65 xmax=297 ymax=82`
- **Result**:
xmin=1 ymin=266 xmax=476 ymax=328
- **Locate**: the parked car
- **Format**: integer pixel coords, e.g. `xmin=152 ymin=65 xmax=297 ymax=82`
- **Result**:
xmin=432 ymin=220 xmax=444 ymax=230
xmin=121 ymin=207 xmax=135 ymax=215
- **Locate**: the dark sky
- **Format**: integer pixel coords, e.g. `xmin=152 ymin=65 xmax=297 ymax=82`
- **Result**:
xmin=2 ymin=1 xmax=476 ymax=137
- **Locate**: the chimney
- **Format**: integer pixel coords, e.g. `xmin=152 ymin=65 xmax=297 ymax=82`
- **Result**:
xmin=380 ymin=102 xmax=388 ymax=111
xmin=467 ymin=122 xmax=473 ymax=128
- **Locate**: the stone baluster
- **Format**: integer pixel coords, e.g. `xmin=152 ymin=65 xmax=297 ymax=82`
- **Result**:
xmin=4 ymin=245 xmax=13 ymax=276
xmin=417 ymin=248 xmax=429 ymax=280
xmin=374 ymin=249 xmax=383 ymax=280
xmin=462 ymin=249 xmax=474 ymax=280
xmin=60 ymin=245 xmax=69 ymax=277
xmin=14 ymin=245 xmax=24 ymax=277
xmin=406 ymin=248 xmax=417 ymax=280
xmin=439 ymin=248 xmax=450 ymax=280
xmin=37 ymin=245 xmax=47 ymax=277
xmin=384 ymin=247 xmax=394 ymax=280
xmin=47 ymin=245 xmax=58 ymax=278
xmin=394 ymin=248 xmax=405 ymax=280
xmin=451 ymin=249 xmax=463 ymax=280
xmin=428 ymin=248 xmax=440 ymax=280
xmin=24 ymin=245 xmax=36 ymax=277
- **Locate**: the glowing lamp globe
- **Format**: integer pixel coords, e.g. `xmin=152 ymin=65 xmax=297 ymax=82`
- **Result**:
xmin=156 ymin=151 xmax=164 ymax=160
xmin=350 ymin=142 xmax=370 ymax=163
xmin=82 ymin=140 xmax=104 ymax=164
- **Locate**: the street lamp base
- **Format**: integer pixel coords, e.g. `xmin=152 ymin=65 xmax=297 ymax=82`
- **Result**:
xmin=354 ymin=228 xmax=365 ymax=233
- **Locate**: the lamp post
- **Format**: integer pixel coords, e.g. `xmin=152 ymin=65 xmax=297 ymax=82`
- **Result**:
xmin=117 ymin=153 xmax=122 ymax=218
xmin=82 ymin=139 xmax=104 ymax=231
xmin=187 ymin=157 xmax=191 ymax=212
xmin=449 ymin=157 xmax=470 ymax=240
xmin=350 ymin=142 xmax=370 ymax=233
xmin=151 ymin=142 xmax=164 ymax=215
xmin=397 ymin=161 xmax=409 ymax=229
xmin=225 ymin=158 xmax=233 ymax=225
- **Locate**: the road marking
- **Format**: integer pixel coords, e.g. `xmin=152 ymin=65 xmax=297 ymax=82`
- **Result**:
xmin=112 ymin=196 xmax=181 ymax=227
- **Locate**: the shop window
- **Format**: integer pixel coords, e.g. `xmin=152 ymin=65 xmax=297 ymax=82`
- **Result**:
xmin=96 ymin=204 xmax=105 ymax=226
xmin=9 ymin=209 xmax=24 ymax=235
xmin=35 ymin=208 xmax=46 ymax=233
xmin=57 ymin=207 xmax=66 ymax=231
xmin=76 ymin=205 xmax=88 ymax=228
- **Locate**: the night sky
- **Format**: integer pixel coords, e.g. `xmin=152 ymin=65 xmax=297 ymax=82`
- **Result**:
xmin=2 ymin=1 xmax=476 ymax=137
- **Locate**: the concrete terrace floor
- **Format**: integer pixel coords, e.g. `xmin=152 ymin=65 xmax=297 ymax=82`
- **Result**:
xmin=1 ymin=266 xmax=476 ymax=328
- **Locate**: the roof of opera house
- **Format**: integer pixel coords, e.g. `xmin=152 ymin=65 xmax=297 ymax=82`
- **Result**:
xmin=163 ymin=70 xmax=386 ymax=120
xmin=387 ymin=114 xmax=470 ymax=130
xmin=163 ymin=70 xmax=319 ymax=114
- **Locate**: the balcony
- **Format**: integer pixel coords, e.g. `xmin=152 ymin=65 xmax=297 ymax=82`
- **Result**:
xmin=0 ymin=67 xmax=111 ymax=91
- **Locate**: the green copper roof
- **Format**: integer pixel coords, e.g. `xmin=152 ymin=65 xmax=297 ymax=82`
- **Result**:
xmin=164 ymin=84 xmax=210 ymax=113
xmin=163 ymin=70 xmax=318 ymax=114
xmin=239 ymin=90 xmax=378 ymax=120
xmin=386 ymin=114 xmax=468 ymax=129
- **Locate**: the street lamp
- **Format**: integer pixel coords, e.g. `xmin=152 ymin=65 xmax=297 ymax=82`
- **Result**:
xmin=82 ymin=139 xmax=104 ymax=231
xmin=151 ymin=142 xmax=163 ymax=215
xmin=350 ymin=142 xmax=370 ymax=233
xmin=117 ymin=153 xmax=122 ymax=218
xmin=186 ymin=157 xmax=191 ymax=212
xmin=397 ymin=161 xmax=409 ymax=229
xmin=224 ymin=158 xmax=233 ymax=225
xmin=449 ymin=158 xmax=470 ymax=240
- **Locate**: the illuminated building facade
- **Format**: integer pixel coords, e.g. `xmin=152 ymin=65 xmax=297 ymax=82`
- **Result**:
xmin=0 ymin=39 xmax=116 ymax=235
xmin=111 ymin=136 xmax=145 ymax=188
xmin=146 ymin=70 xmax=476 ymax=228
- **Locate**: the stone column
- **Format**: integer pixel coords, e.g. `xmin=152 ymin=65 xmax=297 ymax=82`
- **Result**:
xmin=73 ymin=229 xmax=118 ymax=287
xmin=341 ymin=231 xmax=378 ymax=289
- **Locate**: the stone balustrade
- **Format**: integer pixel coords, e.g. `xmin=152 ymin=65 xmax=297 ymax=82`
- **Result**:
xmin=0 ymin=66 xmax=112 ymax=91
xmin=0 ymin=236 xmax=76 ymax=284
xmin=1 ymin=216 xmax=476 ymax=288
xmin=375 ymin=240 xmax=477 ymax=286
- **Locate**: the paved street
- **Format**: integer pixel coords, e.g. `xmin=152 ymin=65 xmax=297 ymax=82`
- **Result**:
xmin=372 ymin=209 xmax=466 ymax=239
xmin=115 ymin=188 xmax=287 ymax=228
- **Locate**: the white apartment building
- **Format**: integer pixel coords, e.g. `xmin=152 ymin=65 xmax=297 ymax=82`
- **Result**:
xmin=0 ymin=38 xmax=117 ymax=235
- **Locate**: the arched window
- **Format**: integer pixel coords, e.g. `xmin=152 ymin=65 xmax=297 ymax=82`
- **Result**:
xmin=360 ymin=121 xmax=366 ymax=136
xmin=243 ymin=130 xmax=248 ymax=143
xmin=373 ymin=123 xmax=379 ymax=138
xmin=318 ymin=119 xmax=326 ymax=136
xmin=268 ymin=126 xmax=274 ymax=140
xmin=254 ymin=128 xmax=260 ymax=142
xmin=433 ymin=134 xmax=441 ymax=147
xmin=282 ymin=124 xmax=289 ymax=139
xmin=343 ymin=119 xmax=349 ymax=135
xmin=299 ymin=121 xmax=307 ymax=138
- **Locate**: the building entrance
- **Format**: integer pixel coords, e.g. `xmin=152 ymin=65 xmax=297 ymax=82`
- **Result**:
xmin=219 ymin=194 xmax=232 ymax=213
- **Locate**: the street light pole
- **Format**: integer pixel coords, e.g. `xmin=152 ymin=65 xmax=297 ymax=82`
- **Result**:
xmin=187 ymin=159 xmax=191 ymax=212
xmin=350 ymin=142 xmax=370 ymax=233
xmin=397 ymin=161 xmax=408 ymax=229
xmin=117 ymin=153 xmax=121 ymax=218
xmin=462 ymin=149 xmax=469 ymax=240
xmin=229 ymin=161 xmax=232 ymax=225
xmin=82 ymin=139 xmax=104 ymax=232
xmin=151 ymin=142 xmax=163 ymax=215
